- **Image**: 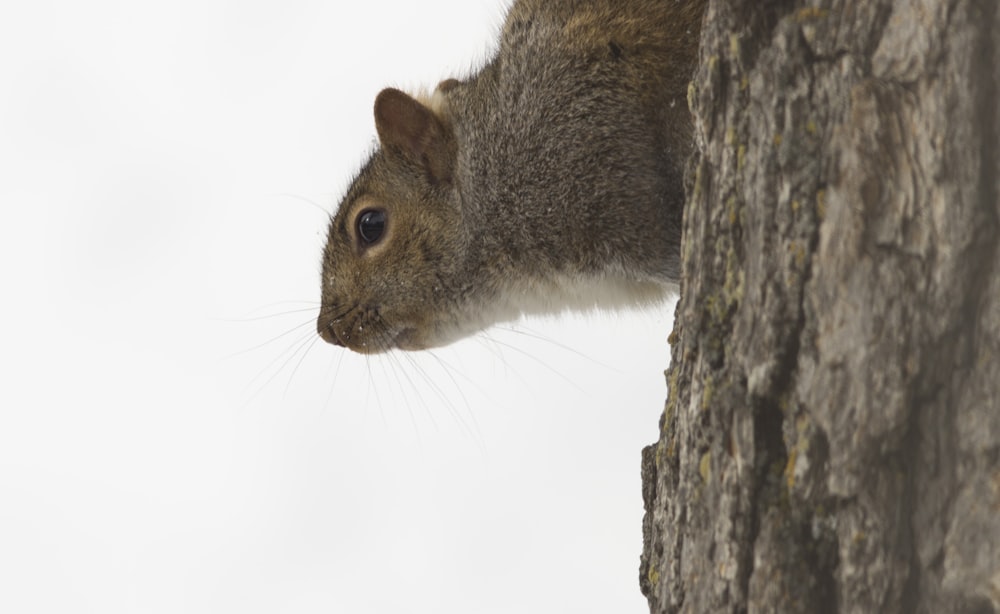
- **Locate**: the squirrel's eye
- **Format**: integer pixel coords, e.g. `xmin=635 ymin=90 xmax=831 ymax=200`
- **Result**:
xmin=356 ymin=209 xmax=386 ymax=246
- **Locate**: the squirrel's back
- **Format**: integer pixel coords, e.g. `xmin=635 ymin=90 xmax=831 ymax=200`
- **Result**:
xmin=448 ymin=0 xmax=703 ymax=284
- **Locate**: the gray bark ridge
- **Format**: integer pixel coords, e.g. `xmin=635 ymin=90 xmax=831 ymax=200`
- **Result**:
xmin=641 ymin=2 xmax=1000 ymax=613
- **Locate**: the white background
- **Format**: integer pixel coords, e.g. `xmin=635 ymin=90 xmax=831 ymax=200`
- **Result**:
xmin=0 ymin=1 xmax=676 ymax=612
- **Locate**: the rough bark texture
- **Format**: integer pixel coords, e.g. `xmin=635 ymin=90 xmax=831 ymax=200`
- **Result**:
xmin=640 ymin=1 xmax=1000 ymax=612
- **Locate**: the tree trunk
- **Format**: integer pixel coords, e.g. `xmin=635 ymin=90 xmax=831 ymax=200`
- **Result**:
xmin=640 ymin=1 xmax=1000 ymax=612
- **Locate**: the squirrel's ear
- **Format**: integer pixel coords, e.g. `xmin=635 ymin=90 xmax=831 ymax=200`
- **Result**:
xmin=374 ymin=88 xmax=455 ymax=183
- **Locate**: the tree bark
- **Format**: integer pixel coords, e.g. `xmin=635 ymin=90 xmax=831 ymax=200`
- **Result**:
xmin=640 ymin=1 xmax=1000 ymax=612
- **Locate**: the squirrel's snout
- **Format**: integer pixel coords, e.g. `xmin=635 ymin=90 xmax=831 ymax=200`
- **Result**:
xmin=317 ymin=314 xmax=345 ymax=346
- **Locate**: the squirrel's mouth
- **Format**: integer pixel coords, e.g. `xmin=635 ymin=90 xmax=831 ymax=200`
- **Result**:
xmin=316 ymin=304 xmax=400 ymax=354
xmin=391 ymin=327 xmax=426 ymax=352
xmin=316 ymin=320 xmax=424 ymax=354
xmin=341 ymin=327 xmax=424 ymax=354
xmin=316 ymin=303 xmax=447 ymax=353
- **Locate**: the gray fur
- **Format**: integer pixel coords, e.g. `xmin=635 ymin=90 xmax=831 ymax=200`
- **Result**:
xmin=318 ymin=0 xmax=705 ymax=353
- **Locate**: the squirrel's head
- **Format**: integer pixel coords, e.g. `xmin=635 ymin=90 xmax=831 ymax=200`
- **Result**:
xmin=317 ymin=87 xmax=470 ymax=353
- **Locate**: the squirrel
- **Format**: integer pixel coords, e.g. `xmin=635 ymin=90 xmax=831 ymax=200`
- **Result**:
xmin=318 ymin=0 xmax=705 ymax=353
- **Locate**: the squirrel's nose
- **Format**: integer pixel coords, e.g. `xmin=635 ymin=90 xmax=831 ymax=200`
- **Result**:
xmin=317 ymin=314 xmax=345 ymax=346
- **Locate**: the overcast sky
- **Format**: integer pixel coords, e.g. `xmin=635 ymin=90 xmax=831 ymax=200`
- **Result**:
xmin=0 ymin=1 xmax=676 ymax=612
